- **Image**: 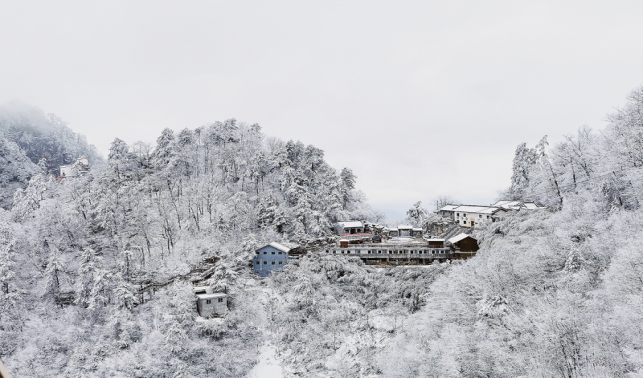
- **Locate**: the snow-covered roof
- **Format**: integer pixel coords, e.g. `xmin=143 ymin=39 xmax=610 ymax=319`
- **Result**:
xmin=385 ymin=237 xmax=427 ymax=245
xmin=493 ymin=200 xmax=545 ymax=210
xmin=438 ymin=205 xmax=459 ymax=211
xmin=454 ymin=205 xmax=494 ymax=213
xmin=412 ymin=228 xmax=423 ymax=232
xmin=336 ymin=221 xmax=364 ymax=228
xmin=493 ymin=200 xmax=522 ymax=209
xmin=338 ymin=238 xmax=349 ymax=242
xmin=477 ymin=207 xmax=500 ymax=214
xmin=492 ymin=200 xmax=515 ymax=206
xmin=268 ymin=242 xmax=291 ymax=253
xmin=449 ymin=233 xmax=476 ymax=244
xmin=196 ymin=293 xmax=226 ymax=299
xmin=523 ymin=202 xmax=546 ymax=210
xmin=427 ymin=238 xmax=445 ymax=242
xmin=398 ymin=225 xmax=413 ymax=229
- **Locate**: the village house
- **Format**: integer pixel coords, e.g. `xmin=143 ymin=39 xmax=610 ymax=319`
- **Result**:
xmin=331 ymin=221 xmax=374 ymax=243
xmin=438 ymin=200 xmax=546 ymax=228
xmin=437 ymin=204 xmax=459 ymax=218
xmin=332 ymin=221 xmax=365 ymax=235
xmin=59 ymin=157 xmax=89 ymax=178
xmin=454 ymin=206 xmax=505 ymax=227
xmin=253 ymin=242 xmax=291 ymax=277
xmin=437 ymin=205 xmax=506 ymax=227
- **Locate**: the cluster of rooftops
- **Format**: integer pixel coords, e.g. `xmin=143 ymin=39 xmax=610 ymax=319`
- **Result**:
xmin=195 ymin=200 xmax=546 ymax=317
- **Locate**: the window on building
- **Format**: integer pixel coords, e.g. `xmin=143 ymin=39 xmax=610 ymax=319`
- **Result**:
xmin=263 ymin=251 xmax=267 ymax=254
xmin=278 ymin=251 xmax=282 ymax=254
xmin=206 ymin=299 xmax=212 ymax=304
xmin=272 ymin=251 xmax=275 ymax=254
xmin=272 ymin=261 xmax=275 ymax=265
xmin=479 ymin=215 xmax=482 ymax=218
xmin=256 ymin=261 xmax=259 ymax=265
xmin=279 ymin=261 xmax=283 ymax=265
xmin=218 ymin=298 xmax=223 ymax=303
xmin=264 ymin=261 xmax=267 ymax=264
xmin=457 ymin=213 xmax=459 ymax=216
xmin=356 ymin=250 xmax=360 ymax=254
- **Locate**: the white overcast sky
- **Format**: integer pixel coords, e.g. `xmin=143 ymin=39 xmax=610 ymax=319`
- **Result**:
xmin=2 ymin=1 xmax=643 ymax=220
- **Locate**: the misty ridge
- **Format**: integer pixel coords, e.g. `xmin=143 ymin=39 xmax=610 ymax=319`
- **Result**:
xmin=1 ymin=85 xmax=643 ymax=377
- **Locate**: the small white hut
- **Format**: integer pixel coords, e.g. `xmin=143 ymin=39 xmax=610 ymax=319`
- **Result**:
xmin=196 ymin=293 xmax=227 ymax=317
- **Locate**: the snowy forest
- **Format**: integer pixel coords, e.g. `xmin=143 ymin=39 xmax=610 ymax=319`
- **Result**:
xmin=3 ymin=86 xmax=643 ymax=377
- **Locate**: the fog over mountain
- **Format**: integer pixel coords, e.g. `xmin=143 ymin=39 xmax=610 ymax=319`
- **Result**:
xmin=3 ymin=1 xmax=643 ymax=219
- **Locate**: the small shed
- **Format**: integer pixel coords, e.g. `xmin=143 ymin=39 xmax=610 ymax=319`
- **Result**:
xmin=196 ymin=293 xmax=227 ymax=317
xmin=411 ymin=228 xmax=423 ymax=238
xmin=339 ymin=238 xmax=349 ymax=248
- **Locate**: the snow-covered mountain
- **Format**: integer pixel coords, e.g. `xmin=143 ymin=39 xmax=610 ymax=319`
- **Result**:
xmin=3 ymin=85 xmax=643 ymax=377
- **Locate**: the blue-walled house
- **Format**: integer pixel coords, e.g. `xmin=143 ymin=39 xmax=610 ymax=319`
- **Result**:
xmin=253 ymin=242 xmax=291 ymax=277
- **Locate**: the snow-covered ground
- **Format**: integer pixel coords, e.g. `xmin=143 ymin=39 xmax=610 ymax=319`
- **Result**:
xmin=246 ymin=342 xmax=283 ymax=378
xmin=244 ymin=281 xmax=285 ymax=378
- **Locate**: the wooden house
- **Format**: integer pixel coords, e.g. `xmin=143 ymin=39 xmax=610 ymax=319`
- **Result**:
xmin=448 ymin=233 xmax=479 ymax=259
